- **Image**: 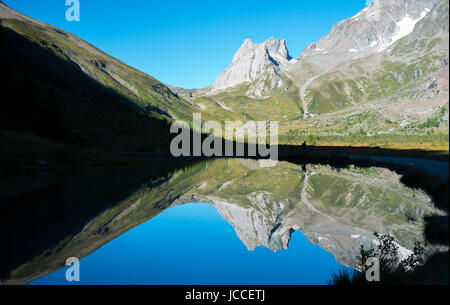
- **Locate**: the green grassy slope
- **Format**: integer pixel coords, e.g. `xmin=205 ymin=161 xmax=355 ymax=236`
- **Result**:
xmin=0 ymin=24 xmax=175 ymax=154
xmin=0 ymin=10 xmax=200 ymax=122
xmin=192 ymin=76 xmax=303 ymax=122
xmin=0 ymin=2 xmax=213 ymax=168
xmin=305 ymin=48 xmax=448 ymax=114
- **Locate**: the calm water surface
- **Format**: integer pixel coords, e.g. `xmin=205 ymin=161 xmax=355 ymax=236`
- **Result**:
xmin=31 ymin=203 xmax=349 ymax=285
xmin=0 ymin=157 xmax=441 ymax=285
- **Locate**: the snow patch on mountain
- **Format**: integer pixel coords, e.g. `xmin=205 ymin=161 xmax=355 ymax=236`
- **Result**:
xmin=378 ymin=8 xmax=431 ymax=52
xmin=300 ymin=0 xmax=438 ymax=60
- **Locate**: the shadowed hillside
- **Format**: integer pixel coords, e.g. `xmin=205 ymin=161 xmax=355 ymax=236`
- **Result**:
xmin=0 ymin=24 xmax=176 ymax=156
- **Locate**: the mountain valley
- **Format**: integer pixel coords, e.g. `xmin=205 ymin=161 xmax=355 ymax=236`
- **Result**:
xmin=179 ymin=0 xmax=449 ymax=150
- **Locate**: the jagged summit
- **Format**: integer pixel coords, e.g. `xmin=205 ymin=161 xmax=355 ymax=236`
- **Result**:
xmin=205 ymin=37 xmax=297 ymax=97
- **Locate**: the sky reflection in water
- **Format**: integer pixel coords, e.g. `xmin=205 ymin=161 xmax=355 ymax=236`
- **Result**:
xmin=31 ymin=203 xmax=350 ymax=285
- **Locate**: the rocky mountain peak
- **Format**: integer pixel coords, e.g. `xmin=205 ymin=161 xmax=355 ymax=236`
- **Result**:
xmin=205 ymin=37 xmax=296 ymax=96
xmin=233 ymin=37 xmax=292 ymax=65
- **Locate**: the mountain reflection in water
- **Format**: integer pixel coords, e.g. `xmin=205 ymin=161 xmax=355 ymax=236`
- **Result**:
xmin=32 ymin=203 xmax=351 ymax=285
xmin=0 ymin=157 xmax=442 ymax=284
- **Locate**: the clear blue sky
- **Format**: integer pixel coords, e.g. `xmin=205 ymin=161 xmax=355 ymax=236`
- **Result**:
xmin=4 ymin=0 xmax=369 ymax=88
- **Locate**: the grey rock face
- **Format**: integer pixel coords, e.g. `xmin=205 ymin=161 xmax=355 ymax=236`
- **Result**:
xmin=207 ymin=195 xmax=293 ymax=251
xmin=197 ymin=194 xmax=412 ymax=269
xmin=408 ymin=0 xmax=449 ymax=41
xmin=301 ymin=0 xmax=440 ymax=61
xmin=205 ymin=38 xmax=297 ymax=97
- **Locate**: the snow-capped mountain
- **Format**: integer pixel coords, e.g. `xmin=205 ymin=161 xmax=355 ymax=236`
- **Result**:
xmin=189 ymin=0 xmax=448 ymax=136
xmin=301 ymin=0 xmax=439 ymax=61
xmin=201 ymin=0 xmax=442 ymax=96
xmin=204 ymin=38 xmax=297 ymax=97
